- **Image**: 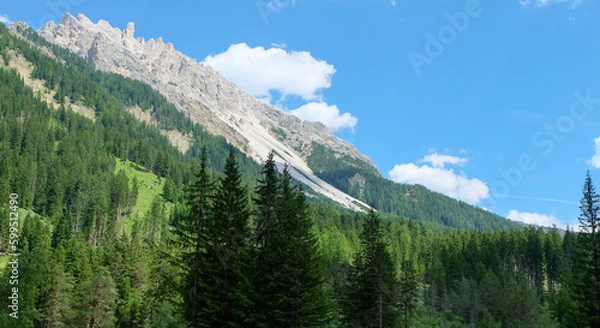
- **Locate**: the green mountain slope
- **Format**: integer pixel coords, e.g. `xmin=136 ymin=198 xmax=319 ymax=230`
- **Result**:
xmin=308 ymin=143 xmax=520 ymax=230
xmin=5 ymin=22 xmax=518 ymax=232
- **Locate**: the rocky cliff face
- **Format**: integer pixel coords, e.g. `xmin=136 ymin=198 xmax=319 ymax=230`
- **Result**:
xmin=33 ymin=13 xmax=374 ymax=210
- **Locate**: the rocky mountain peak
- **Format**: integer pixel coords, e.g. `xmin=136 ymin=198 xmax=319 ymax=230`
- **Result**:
xmin=124 ymin=22 xmax=135 ymax=38
xmin=33 ymin=13 xmax=375 ymax=211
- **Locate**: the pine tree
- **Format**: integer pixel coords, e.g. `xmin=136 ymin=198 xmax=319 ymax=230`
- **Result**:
xmin=128 ymin=176 xmax=139 ymax=210
xmin=268 ymin=166 xmax=330 ymax=327
xmin=342 ymin=208 xmax=399 ymax=328
xmin=572 ymin=170 xmax=600 ymax=327
xmin=111 ymin=170 xmax=129 ymax=222
xmin=254 ymin=151 xmax=278 ymax=248
xmin=253 ymin=159 xmax=330 ymax=327
xmin=200 ymin=146 xmax=253 ymax=327
xmin=145 ymin=196 xmax=165 ymax=245
xmin=18 ymin=222 xmax=58 ymax=327
xmin=251 ymin=151 xmax=280 ymax=326
xmin=398 ymin=259 xmax=418 ymax=328
xmin=37 ymin=262 xmax=74 ymax=328
xmin=72 ymin=266 xmax=118 ymax=328
xmin=171 ymin=148 xmax=212 ymax=327
xmin=52 ymin=212 xmax=74 ymax=248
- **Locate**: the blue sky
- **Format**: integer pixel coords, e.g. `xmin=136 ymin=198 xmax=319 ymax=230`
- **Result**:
xmin=3 ymin=0 xmax=600 ymax=228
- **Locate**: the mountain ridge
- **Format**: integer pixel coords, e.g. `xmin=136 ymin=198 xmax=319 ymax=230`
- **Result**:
xmin=9 ymin=14 xmax=522 ymax=230
xmin=31 ymin=12 xmax=376 ymax=211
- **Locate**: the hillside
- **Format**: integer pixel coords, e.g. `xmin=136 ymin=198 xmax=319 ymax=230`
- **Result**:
xmin=20 ymin=13 xmax=521 ymax=230
xmin=33 ymin=13 xmax=371 ymax=212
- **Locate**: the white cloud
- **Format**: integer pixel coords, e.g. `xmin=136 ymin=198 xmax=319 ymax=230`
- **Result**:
xmin=202 ymin=43 xmax=335 ymax=101
xmin=203 ymin=43 xmax=358 ymax=132
xmin=518 ymin=0 xmax=583 ymax=8
xmin=421 ymin=153 xmax=467 ymax=168
xmin=0 ymin=14 xmax=12 ymax=25
xmin=506 ymin=210 xmax=564 ymax=228
xmin=587 ymin=137 xmax=600 ymax=168
xmin=289 ymin=102 xmax=358 ymax=132
xmin=388 ymin=163 xmax=489 ymax=205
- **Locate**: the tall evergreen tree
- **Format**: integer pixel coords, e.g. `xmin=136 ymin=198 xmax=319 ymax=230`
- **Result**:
xmin=251 ymin=152 xmax=280 ymax=326
xmin=172 ymin=148 xmax=212 ymax=327
xmin=254 ymin=151 xmax=278 ymax=248
xmin=398 ymin=259 xmax=418 ymax=328
xmin=111 ymin=170 xmax=130 ymax=222
xmin=197 ymin=146 xmax=253 ymax=327
xmin=71 ymin=266 xmax=118 ymax=328
xmin=342 ymin=208 xmax=399 ymax=328
xmin=269 ymin=166 xmax=330 ymax=327
xmin=572 ymin=170 xmax=600 ymax=327
xmin=253 ymin=159 xmax=330 ymax=327
xmin=145 ymin=196 xmax=165 ymax=245
xmin=36 ymin=262 xmax=74 ymax=328
xmin=128 ymin=176 xmax=139 ymax=210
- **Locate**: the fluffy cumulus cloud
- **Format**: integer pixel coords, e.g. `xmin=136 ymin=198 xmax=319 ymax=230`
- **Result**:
xmin=506 ymin=210 xmax=564 ymax=228
xmin=388 ymin=154 xmax=489 ymax=205
xmin=202 ymin=43 xmax=359 ymax=132
xmin=202 ymin=43 xmax=335 ymax=101
xmin=289 ymin=102 xmax=358 ymax=132
xmin=0 ymin=13 xmax=11 ymax=25
xmin=587 ymin=137 xmax=600 ymax=168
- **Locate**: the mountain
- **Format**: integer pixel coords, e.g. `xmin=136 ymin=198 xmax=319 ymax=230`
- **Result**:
xmin=10 ymin=13 xmax=520 ymax=230
xmin=33 ymin=13 xmax=372 ymax=211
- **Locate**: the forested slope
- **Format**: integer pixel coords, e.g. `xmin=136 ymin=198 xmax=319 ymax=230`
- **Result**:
xmin=14 ymin=22 xmax=520 ymax=231
xmin=308 ymin=143 xmax=520 ymax=230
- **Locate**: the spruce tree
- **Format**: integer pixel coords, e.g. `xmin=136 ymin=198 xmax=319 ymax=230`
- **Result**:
xmin=172 ymin=148 xmax=212 ymax=327
xmin=251 ymin=151 xmax=280 ymax=326
xmin=128 ymin=176 xmax=139 ymax=210
xmin=572 ymin=170 xmax=600 ymax=327
xmin=145 ymin=196 xmax=165 ymax=245
xmin=398 ymin=260 xmax=418 ymax=328
xmin=71 ymin=266 xmax=118 ymax=328
xmin=253 ymin=158 xmax=330 ymax=327
xmin=37 ymin=262 xmax=74 ymax=328
xmin=110 ymin=170 xmax=129 ymax=222
xmin=254 ymin=151 xmax=278 ymax=248
xmin=269 ymin=166 xmax=330 ymax=327
xmin=200 ymin=146 xmax=253 ymax=327
xmin=342 ymin=208 xmax=399 ymax=328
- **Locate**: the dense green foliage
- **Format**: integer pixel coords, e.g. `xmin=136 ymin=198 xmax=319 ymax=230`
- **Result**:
xmin=341 ymin=208 xmax=400 ymax=328
xmin=1 ymin=21 xmax=600 ymax=328
xmin=173 ymin=147 xmax=255 ymax=327
xmin=251 ymin=156 xmax=331 ymax=327
xmin=569 ymin=171 xmax=600 ymax=327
